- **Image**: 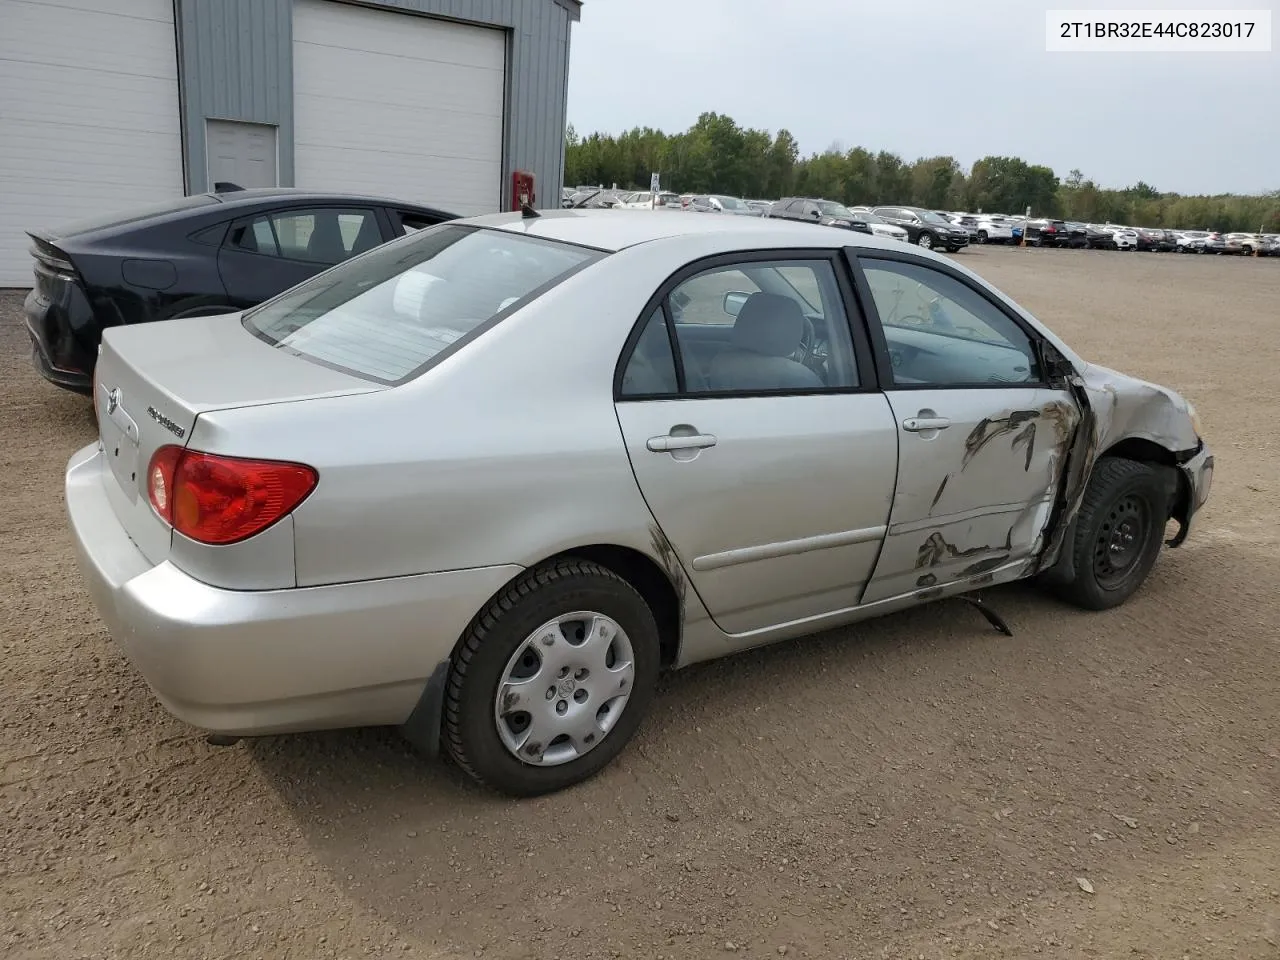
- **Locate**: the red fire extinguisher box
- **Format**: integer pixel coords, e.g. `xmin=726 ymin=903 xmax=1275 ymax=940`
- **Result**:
xmin=511 ymin=170 xmax=536 ymax=210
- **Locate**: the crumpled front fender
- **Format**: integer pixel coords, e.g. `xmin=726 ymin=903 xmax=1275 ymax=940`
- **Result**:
xmin=1033 ymin=361 xmax=1208 ymax=583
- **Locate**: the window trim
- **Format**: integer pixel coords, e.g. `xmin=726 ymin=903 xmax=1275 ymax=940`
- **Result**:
xmin=613 ymin=248 xmax=880 ymax=403
xmin=223 ymin=204 xmax=383 ymax=266
xmin=843 ymin=247 xmax=1051 ymax=392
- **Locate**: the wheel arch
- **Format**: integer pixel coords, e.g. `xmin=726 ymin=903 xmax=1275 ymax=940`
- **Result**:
xmin=447 ymin=543 xmax=684 ymax=673
xmin=541 ymin=544 xmax=683 ymax=670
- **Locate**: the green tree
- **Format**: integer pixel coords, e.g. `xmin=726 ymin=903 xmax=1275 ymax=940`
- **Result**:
xmin=562 ymin=116 xmax=1279 ymax=230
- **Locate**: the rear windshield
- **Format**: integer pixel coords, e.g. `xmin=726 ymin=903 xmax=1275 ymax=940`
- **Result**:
xmin=243 ymin=224 xmax=600 ymax=385
xmin=53 ymin=193 xmax=221 ymax=237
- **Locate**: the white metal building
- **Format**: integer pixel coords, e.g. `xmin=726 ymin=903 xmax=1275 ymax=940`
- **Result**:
xmin=0 ymin=0 xmax=581 ymax=286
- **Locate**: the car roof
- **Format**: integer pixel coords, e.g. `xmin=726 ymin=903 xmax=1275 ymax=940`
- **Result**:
xmin=43 ymin=188 xmax=457 ymax=242
xmin=209 ymin=187 xmax=449 ymax=212
xmin=462 ymin=209 xmax=910 ymax=254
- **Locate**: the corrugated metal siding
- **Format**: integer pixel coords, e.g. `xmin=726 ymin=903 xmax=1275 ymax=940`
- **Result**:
xmin=174 ymin=0 xmax=575 ymax=203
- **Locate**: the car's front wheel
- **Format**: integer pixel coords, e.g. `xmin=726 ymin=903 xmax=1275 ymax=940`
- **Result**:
xmin=443 ymin=559 xmax=661 ymax=796
xmin=1053 ymin=458 xmax=1172 ymax=611
xmin=977 ymin=230 xmax=988 ymax=243
xmin=917 ymin=232 xmax=934 ymax=250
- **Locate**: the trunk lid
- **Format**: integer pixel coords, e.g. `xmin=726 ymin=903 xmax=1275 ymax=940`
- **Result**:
xmin=94 ymin=312 xmax=381 ymax=565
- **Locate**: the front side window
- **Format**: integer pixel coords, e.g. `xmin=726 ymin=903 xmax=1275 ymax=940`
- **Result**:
xmin=244 ymin=224 xmax=599 ymax=384
xmin=642 ymin=258 xmax=860 ymax=395
xmin=860 ymin=258 xmax=1040 ymax=387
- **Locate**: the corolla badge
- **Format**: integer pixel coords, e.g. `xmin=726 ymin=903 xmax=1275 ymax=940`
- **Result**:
xmin=146 ymin=405 xmax=186 ymax=439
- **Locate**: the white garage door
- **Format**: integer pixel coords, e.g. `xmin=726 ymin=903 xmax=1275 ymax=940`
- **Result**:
xmin=0 ymin=0 xmax=184 ymax=286
xmin=293 ymin=0 xmax=506 ymax=216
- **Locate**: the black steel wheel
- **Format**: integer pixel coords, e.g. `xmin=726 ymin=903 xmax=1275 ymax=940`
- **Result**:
xmin=1052 ymin=458 xmax=1171 ymax=611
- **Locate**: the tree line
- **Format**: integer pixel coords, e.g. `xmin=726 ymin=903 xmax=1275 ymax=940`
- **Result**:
xmin=564 ymin=112 xmax=1279 ymax=233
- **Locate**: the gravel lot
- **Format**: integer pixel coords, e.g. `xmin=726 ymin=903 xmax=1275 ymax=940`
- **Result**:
xmin=2 ymin=247 xmax=1279 ymax=960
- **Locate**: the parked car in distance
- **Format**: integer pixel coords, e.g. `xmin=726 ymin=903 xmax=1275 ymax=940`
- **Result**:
xmin=67 ymin=210 xmax=1212 ymax=796
xmin=689 ymin=195 xmax=760 ymax=216
xmin=1134 ymin=227 xmax=1165 ymax=252
xmin=1085 ymin=224 xmax=1118 ymax=249
xmin=870 ymin=206 xmax=970 ymax=251
xmin=1061 ymin=222 xmax=1090 ymax=248
xmin=970 ymin=215 xmax=1016 ymax=244
xmin=1175 ymin=230 xmax=1209 ymax=253
xmin=24 ymin=188 xmax=458 ymax=395
xmin=745 ymin=200 xmax=774 ymax=216
xmin=1224 ymin=232 xmax=1265 ymax=255
xmin=1111 ymin=228 xmax=1139 ymax=251
xmin=1021 ymin=219 xmax=1066 ymax=247
xmin=770 ymin=197 xmax=870 ymax=232
xmin=943 ymin=213 xmax=982 ymax=243
xmin=853 ymin=210 xmax=909 ymax=242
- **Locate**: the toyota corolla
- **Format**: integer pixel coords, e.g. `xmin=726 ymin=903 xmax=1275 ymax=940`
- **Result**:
xmin=67 ymin=210 xmax=1214 ymax=796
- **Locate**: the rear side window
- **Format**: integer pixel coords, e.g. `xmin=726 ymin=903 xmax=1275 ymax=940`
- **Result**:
xmin=395 ymin=209 xmax=448 ymax=234
xmin=243 ymin=224 xmax=601 ymax=385
xmin=229 ymin=207 xmax=381 ymax=265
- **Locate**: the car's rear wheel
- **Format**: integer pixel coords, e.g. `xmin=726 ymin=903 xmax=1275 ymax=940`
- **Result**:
xmin=977 ymin=230 xmax=988 ymax=243
xmin=917 ymin=232 xmax=934 ymax=250
xmin=1053 ymin=458 xmax=1171 ymax=611
xmin=443 ymin=559 xmax=661 ymax=796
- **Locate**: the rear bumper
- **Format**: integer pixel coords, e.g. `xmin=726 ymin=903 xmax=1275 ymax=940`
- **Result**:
xmin=24 ymin=286 xmax=95 ymax=393
xmin=66 ymin=443 xmax=521 ymax=737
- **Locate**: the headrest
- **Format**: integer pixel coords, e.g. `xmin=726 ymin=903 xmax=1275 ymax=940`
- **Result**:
xmin=732 ymin=292 xmax=804 ymax=357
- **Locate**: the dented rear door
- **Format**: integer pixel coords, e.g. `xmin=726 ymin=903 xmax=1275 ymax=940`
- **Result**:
xmin=853 ymin=254 xmax=1081 ymax=604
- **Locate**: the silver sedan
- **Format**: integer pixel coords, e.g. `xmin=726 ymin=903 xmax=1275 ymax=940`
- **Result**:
xmin=67 ymin=211 xmax=1214 ymax=796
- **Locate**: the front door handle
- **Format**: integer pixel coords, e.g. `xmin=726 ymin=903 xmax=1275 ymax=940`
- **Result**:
xmin=646 ymin=433 xmax=718 ymax=453
xmin=902 ymin=416 xmax=952 ymax=432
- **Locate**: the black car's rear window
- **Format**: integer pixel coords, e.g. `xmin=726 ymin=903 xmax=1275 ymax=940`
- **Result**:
xmin=242 ymin=224 xmax=601 ymax=385
xmin=53 ymin=193 xmax=221 ymax=237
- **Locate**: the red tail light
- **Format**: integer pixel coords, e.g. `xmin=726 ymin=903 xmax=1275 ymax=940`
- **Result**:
xmin=147 ymin=445 xmax=318 ymax=545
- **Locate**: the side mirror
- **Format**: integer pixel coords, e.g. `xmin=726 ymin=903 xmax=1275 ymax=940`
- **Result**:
xmin=723 ymin=291 xmax=751 ymax=317
xmin=809 ymin=209 xmax=821 ymax=220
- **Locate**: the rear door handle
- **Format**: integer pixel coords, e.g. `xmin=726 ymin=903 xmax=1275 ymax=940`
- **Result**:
xmin=646 ymin=433 xmax=718 ymax=453
xmin=902 ymin=417 xmax=952 ymax=432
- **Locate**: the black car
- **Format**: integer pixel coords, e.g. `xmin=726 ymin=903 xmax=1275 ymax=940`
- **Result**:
xmin=769 ymin=197 xmax=872 ymax=233
xmin=1085 ymin=225 xmax=1117 ymax=249
xmin=1060 ymin=222 xmax=1090 ymax=248
xmin=24 ymin=188 xmax=457 ymax=393
xmin=870 ymin=206 xmax=969 ymax=252
xmin=1021 ymin=219 xmax=1068 ymax=247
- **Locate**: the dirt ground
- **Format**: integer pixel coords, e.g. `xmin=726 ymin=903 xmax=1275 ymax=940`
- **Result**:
xmin=2 ymin=247 xmax=1279 ymax=960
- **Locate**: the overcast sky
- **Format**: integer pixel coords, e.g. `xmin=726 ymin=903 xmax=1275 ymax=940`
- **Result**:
xmin=566 ymin=0 xmax=1278 ymax=195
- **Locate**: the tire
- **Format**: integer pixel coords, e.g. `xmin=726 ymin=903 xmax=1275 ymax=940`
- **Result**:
xmin=1052 ymin=458 xmax=1171 ymax=611
xmin=442 ymin=558 xmax=661 ymax=796
xmin=977 ymin=230 xmax=988 ymax=243
xmin=917 ymin=232 xmax=934 ymax=250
